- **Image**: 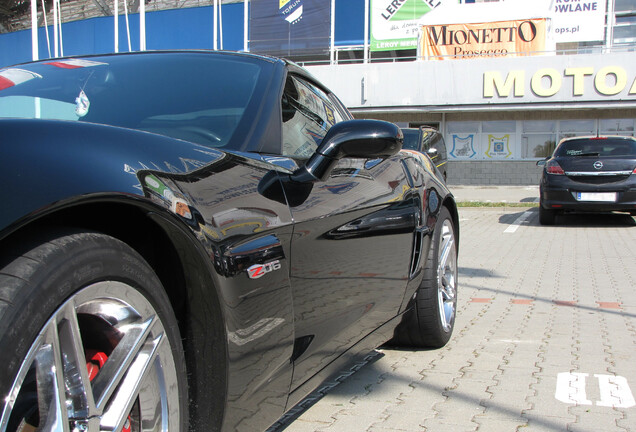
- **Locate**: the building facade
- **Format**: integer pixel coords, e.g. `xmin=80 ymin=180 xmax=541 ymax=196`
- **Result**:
xmin=306 ymin=51 xmax=636 ymax=185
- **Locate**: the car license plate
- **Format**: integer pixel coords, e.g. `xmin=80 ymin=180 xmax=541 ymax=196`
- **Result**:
xmin=575 ymin=192 xmax=617 ymax=202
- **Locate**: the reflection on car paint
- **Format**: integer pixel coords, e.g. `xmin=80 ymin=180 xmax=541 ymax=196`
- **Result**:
xmin=74 ymin=90 xmax=90 ymax=117
xmin=428 ymin=188 xmax=440 ymax=213
xmin=228 ymin=317 xmax=286 ymax=346
xmin=44 ymin=59 xmax=108 ymax=69
xmin=141 ymin=173 xmax=195 ymax=222
xmin=323 ymin=200 xmax=417 ymax=240
xmin=318 ymin=182 xmax=358 ymax=194
xmin=0 ymin=68 xmax=41 ymax=91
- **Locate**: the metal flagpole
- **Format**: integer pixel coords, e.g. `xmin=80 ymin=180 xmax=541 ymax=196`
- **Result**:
xmin=364 ymin=0 xmax=369 ymax=63
xmin=114 ymin=0 xmax=119 ymax=53
xmin=124 ymin=0 xmax=131 ymax=51
xmin=57 ymin=0 xmax=63 ymax=56
xmin=243 ymin=0 xmax=248 ymax=52
xmin=140 ymin=0 xmax=146 ymax=51
xmin=213 ymin=0 xmax=218 ymax=50
xmin=219 ymin=0 xmax=223 ymax=50
xmin=53 ymin=0 xmax=58 ymax=57
xmin=41 ymin=0 xmax=51 ymax=57
xmin=330 ymin=0 xmax=335 ymax=64
xmin=31 ymin=0 xmax=38 ymax=60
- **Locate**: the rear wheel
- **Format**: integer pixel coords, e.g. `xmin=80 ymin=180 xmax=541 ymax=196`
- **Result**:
xmin=539 ymin=203 xmax=557 ymax=225
xmin=0 ymin=230 xmax=187 ymax=432
xmin=392 ymin=207 xmax=458 ymax=348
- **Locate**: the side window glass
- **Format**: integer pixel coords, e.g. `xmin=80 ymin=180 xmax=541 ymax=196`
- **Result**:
xmin=436 ymin=135 xmax=447 ymax=154
xmin=281 ymin=75 xmax=344 ymax=159
xmin=420 ymin=130 xmax=434 ymax=150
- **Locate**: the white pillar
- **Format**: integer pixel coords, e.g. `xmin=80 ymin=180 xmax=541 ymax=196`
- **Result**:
xmin=57 ymin=0 xmax=63 ymax=56
xmin=244 ymin=0 xmax=248 ymax=51
xmin=213 ymin=0 xmax=218 ymax=50
xmin=124 ymin=0 xmax=131 ymax=51
xmin=53 ymin=0 xmax=58 ymax=57
xmin=41 ymin=0 xmax=51 ymax=57
xmin=140 ymin=0 xmax=146 ymax=51
xmin=605 ymin=0 xmax=615 ymax=52
xmin=364 ymin=0 xmax=369 ymax=63
xmin=31 ymin=0 xmax=38 ymax=60
xmin=114 ymin=0 xmax=119 ymax=53
xmin=330 ymin=0 xmax=335 ymax=64
xmin=219 ymin=0 xmax=224 ymax=50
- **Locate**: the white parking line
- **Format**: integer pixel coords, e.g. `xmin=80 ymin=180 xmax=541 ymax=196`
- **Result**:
xmin=504 ymin=210 xmax=533 ymax=233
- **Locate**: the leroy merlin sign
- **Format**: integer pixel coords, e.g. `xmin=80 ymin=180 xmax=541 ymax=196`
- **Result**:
xmin=371 ymin=0 xmax=447 ymax=51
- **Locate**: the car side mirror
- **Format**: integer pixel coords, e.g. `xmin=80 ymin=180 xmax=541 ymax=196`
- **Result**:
xmin=427 ymin=147 xmax=439 ymax=159
xmin=290 ymin=119 xmax=403 ymax=183
xmin=536 ymin=159 xmax=547 ymax=167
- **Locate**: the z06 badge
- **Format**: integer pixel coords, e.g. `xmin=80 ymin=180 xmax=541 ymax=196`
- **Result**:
xmin=247 ymin=260 xmax=282 ymax=279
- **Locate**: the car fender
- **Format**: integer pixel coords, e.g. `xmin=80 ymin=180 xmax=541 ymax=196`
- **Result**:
xmin=0 ymin=118 xmax=227 ymax=236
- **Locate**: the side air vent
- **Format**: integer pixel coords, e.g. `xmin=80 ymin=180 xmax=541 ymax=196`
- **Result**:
xmin=409 ymin=226 xmax=430 ymax=278
xmin=291 ymin=335 xmax=315 ymax=363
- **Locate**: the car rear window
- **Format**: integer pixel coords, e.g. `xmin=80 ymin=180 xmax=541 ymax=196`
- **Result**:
xmin=554 ymin=137 xmax=636 ymax=157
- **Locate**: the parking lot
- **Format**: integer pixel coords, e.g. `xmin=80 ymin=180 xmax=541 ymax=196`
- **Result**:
xmin=274 ymin=200 xmax=636 ymax=432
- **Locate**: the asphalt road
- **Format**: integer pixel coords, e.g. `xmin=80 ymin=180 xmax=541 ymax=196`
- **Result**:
xmin=273 ymin=207 xmax=636 ymax=432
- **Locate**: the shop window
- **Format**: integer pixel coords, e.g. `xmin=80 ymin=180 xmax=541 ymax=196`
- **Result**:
xmin=614 ymin=0 xmax=636 ymax=44
xmin=615 ymin=0 xmax=636 ymax=12
xmin=447 ymin=121 xmax=479 ymax=134
xmin=522 ymin=121 xmax=556 ymax=159
xmin=482 ymin=121 xmax=515 ymax=133
xmin=599 ymin=118 xmax=635 ymax=136
xmin=558 ymin=119 xmax=595 ymax=142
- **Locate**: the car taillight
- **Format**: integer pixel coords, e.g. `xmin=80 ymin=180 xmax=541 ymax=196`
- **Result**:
xmin=546 ymin=160 xmax=565 ymax=175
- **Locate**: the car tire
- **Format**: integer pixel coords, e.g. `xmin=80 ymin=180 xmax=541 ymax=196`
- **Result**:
xmin=0 ymin=229 xmax=188 ymax=432
xmin=391 ymin=207 xmax=458 ymax=348
xmin=539 ymin=204 xmax=557 ymax=225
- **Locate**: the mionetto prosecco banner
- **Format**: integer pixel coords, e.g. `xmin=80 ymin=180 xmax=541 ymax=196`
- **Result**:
xmin=420 ymin=18 xmax=547 ymax=60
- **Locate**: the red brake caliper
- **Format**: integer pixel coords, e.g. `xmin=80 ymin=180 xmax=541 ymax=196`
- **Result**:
xmin=86 ymin=350 xmax=132 ymax=432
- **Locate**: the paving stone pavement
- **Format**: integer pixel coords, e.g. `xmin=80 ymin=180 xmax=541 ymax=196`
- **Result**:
xmin=273 ymin=207 xmax=636 ymax=432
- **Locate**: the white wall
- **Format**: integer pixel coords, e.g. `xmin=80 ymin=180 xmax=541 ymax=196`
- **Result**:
xmin=305 ymin=52 xmax=636 ymax=111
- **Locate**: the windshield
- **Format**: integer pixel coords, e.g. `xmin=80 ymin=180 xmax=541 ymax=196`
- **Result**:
xmin=0 ymin=53 xmax=268 ymax=150
xmin=555 ymin=137 xmax=636 ymax=157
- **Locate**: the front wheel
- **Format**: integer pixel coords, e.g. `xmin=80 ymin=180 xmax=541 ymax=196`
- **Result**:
xmin=392 ymin=206 xmax=458 ymax=348
xmin=0 ymin=230 xmax=188 ymax=432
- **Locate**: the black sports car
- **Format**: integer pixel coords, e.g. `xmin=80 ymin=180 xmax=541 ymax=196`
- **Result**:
xmin=538 ymin=135 xmax=636 ymax=225
xmin=0 ymin=51 xmax=459 ymax=432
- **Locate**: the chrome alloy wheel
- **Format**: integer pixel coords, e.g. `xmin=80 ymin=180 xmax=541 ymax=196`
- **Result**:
xmin=437 ymin=219 xmax=457 ymax=332
xmin=0 ymin=281 xmax=181 ymax=432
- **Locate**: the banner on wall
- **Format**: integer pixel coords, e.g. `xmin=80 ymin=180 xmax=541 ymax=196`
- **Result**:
xmin=551 ymin=0 xmax=607 ymax=43
xmin=449 ymin=134 xmax=477 ymax=159
xmin=485 ymin=135 xmax=513 ymax=158
xmin=420 ymin=18 xmax=547 ymax=60
xmin=370 ymin=0 xmax=454 ymax=52
xmin=250 ymin=0 xmax=331 ymax=57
